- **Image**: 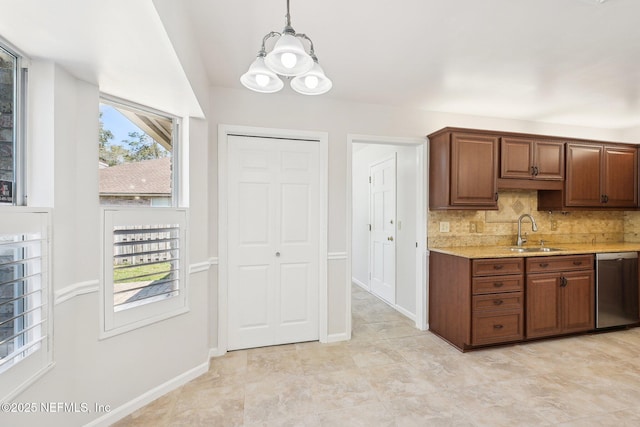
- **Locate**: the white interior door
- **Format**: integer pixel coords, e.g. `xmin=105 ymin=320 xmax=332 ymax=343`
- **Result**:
xmin=369 ymin=156 xmax=396 ymax=304
xmin=227 ymin=135 xmax=320 ymax=350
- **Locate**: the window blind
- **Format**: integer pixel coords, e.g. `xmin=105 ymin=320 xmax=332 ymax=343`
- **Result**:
xmin=112 ymin=224 xmax=180 ymax=312
xmin=0 ymin=232 xmax=44 ymax=373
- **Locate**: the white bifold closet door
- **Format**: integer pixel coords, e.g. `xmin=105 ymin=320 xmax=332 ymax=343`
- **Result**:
xmin=227 ymin=135 xmax=320 ymax=350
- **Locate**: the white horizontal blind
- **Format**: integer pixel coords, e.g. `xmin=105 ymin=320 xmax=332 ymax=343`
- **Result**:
xmin=102 ymin=208 xmax=187 ymax=335
xmin=112 ymin=224 xmax=180 ymax=311
xmin=0 ymin=232 xmax=45 ymax=373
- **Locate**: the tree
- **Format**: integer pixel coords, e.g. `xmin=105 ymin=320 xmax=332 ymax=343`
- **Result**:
xmin=99 ymin=111 xmax=168 ymax=166
xmin=99 ymin=111 xmax=121 ymax=166
xmin=122 ymin=131 xmax=169 ymax=162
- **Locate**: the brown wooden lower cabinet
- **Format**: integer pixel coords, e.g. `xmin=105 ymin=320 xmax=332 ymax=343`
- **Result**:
xmin=429 ymin=252 xmax=524 ymax=350
xmin=429 ymin=252 xmax=596 ymax=351
xmin=526 ymin=255 xmax=594 ymax=339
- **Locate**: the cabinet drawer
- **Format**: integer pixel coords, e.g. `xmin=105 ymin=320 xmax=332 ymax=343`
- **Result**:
xmin=472 ymin=310 xmax=523 ymax=346
xmin=472 ymin=275 xmax=523 ymax=294
xmin=472 ymin=258 xmax=524 ymax=276
xmin=473 ymin=292 xmax=523 ymax=312
xmin=526 ymin=255 xmax=594 ymax=273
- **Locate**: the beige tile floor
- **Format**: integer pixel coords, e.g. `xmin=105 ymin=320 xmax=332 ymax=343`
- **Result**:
xmin=114 ymin=285 xmax=640 ymax=426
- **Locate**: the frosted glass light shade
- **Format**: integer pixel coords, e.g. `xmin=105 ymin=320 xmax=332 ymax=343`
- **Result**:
xmin=240 ymin=56 xmax=284 ymax=93
xmin=290 ymin=61 xmax=332 ymax=95
xmin=265 ymin=34 xmax=313 ymax=76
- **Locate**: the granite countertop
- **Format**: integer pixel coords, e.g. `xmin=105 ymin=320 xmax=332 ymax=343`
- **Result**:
xmin=428 ymin=243 xmax=640 ymax=259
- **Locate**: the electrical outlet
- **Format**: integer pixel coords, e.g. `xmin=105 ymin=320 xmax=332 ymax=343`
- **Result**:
xmin=470 ymin=222 xmax=477 ymax=233
xmin=439 ymin=222 xmax=450 ymax=233
xmin=550 ymin=219 xmax=558 ymax=231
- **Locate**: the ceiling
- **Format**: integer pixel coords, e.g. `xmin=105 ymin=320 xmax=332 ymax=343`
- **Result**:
xmin=1 ymin=1 xmax=639 ymax=130
xmin=183 ymin=0 xmax=640 ymax=129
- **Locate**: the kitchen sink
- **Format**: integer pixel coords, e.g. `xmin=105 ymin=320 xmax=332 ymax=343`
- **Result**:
xmin=509 ymin=247 xmax=563 ymax=253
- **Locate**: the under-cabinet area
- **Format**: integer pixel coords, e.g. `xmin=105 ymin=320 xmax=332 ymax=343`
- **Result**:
xmin=429 ymin=248 xmax=640 ymax=351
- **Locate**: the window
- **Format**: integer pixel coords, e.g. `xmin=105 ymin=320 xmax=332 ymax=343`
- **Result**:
xmin=0 ymin=42 xmax=26 ymax=206
xmin=99 ymin=96 xmax=187 ymax=336
xmin=102 ymin=209 xmax=187 ymax=335
xmin=99 ymin=97 xmax=178 ymax=207
xmin=0 ymin=210 xmax=50 ymax=400
xmin=0 ymin=232 xmax=44 ymax=373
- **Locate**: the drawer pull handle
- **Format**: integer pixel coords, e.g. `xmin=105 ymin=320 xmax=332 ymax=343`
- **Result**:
xmin=493 ymin=324 xmax=504 ymax=330
xmin=573 ymin=261 xmax=582 ymax=266
xmin=493 ymin=282 xmax=504 ymax=288
xmin=493 ymin=300 xmax=503 ymax=306
xmin=493 ymin=265 xmax=504 ymax=270
xmin=539 ymin=263 xmax=549 ymax=268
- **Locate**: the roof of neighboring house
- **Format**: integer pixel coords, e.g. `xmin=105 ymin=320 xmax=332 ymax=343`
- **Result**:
xmin=99 ymin=157 xmax=171 ymax=196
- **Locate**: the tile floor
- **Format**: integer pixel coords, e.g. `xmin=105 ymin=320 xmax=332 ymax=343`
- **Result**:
xmin=114 ymin=285 xmax=640 ymax=426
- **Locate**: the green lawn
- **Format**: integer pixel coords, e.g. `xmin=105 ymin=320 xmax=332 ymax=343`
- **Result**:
xmin=113 ymin=262 xmax=171 ymax=283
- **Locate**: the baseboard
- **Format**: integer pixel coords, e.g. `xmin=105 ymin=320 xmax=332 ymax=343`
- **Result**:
xmin=326 ymin=332 xmax=350 ymax=343
xmin=394 ymin=304 xmax=416 ymax=323
xmin=85 ymin=361 xmax=209 ymax=427
xmin=209 ymin=347 xmax=225 ymax=358
xmin=351 ymin=277 xmax=369 ymax=291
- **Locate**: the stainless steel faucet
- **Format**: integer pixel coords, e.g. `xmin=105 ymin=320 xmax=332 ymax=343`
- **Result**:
xmin=516 ymin=213 xmax=538 ymax=246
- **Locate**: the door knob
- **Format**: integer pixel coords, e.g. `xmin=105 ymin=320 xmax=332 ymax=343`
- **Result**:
xmin=387 ymin=236 xmax=394 ymax=241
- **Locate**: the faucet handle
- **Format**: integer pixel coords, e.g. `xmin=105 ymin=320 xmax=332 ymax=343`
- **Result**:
xmin=522 ymin=232 xmax=528 ymax=245
xmin=539 ymin=239 xmax=546 ymax=247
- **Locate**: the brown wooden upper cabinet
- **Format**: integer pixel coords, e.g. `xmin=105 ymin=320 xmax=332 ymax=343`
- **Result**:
xmin=429 ymin=129 xmax=499 ymax=210
xmin=565 ymin=143 xmax=638 ymax=208
xmin=501 ymin=137 xmax=564 ymax=181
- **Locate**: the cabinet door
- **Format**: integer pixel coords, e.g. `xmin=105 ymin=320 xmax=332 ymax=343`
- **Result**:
xmin=565 ymin=143 xmax=603 ymax=207
xmin=561 ymin=270 xmax=594 ymax=333
xmin=534 ymin=141 xmax=565 ymax=180
xmin=501 ymin=137 xmax=533 ymax=179
xmin=450 ymin=133 xmax=498 ymax=207
xmin=526 ymin=273 xmax=562 ymax=338
xmin=602 ymin=145 xmax=638 ymax=208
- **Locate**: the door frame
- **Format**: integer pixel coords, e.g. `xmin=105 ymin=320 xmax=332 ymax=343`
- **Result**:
xmin=218 ymin=124 xmax=329 ymax=354
xmin=348 ymin=134 xmax=428 ymax=330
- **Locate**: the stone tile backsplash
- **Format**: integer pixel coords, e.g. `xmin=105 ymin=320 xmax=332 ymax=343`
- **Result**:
xmin=428 ymin=190 xmax=630 ymax=248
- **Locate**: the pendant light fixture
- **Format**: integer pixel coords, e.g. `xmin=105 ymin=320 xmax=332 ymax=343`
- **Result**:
xmin=240 ymin=0 xmax=332 ymax=95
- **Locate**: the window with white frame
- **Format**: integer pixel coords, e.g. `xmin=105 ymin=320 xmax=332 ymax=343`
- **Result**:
xmin=98 ymin=97 xmax=177 ymax=207
xmin=0 ymin=210 xmax=50 ymax=400
xmin=102 ymin=209 xmax=187 ymax=334
xmin=0 ymin=41 xmax=26 ymax=206
xmin=99 ymin=96 xmax=187 ymax=336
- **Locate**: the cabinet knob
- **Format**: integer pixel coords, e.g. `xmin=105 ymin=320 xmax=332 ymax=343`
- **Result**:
xmin=493 ymin=324 xmax=504 ymax=330
xmin=493 ymin=282 xmax=504 ymax=288
xmin=539 ymin=263 xmax=549 ymax=268
xmin=493 ymin=300 xmax=504 ymax=305
xmin=275 ymin=252 xmax=281 ymax=257
xmin=573 ymin=261 xmax=582 ymax=266
xmin=387 ymin=236 xmax=394 ymax=241
xmin=493 ymin=265 xmax=504 ymax=270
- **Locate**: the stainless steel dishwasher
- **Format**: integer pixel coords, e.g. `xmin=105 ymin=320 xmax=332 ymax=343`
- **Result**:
xmin=596 ymin=252 xmax=639 ymax=329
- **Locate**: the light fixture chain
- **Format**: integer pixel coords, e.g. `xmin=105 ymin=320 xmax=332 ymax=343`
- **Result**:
xmin=286 ymin=0 xmax=291 ymax=27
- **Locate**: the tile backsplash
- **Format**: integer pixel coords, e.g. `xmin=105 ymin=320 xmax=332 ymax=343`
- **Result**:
xmin=428 ymin=190 xmax=640 ymax=247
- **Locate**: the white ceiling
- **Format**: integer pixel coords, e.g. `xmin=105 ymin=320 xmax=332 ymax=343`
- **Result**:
xmin=184 ymin=0 xmax=640 ymax=129
xmin=1 ymin=1 xmax=639 ymax=129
